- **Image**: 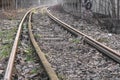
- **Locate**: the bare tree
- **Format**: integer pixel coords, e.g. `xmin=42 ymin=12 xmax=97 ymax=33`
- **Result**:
xmin=2 ymin=0 xmax=4 ymax=10
xmin=110 ymin=0 xmax=116 ymax=18
xmin=117 ymin=0 xmax=120 ymax=20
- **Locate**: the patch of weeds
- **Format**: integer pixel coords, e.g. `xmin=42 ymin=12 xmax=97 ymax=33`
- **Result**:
xmin=4 ymin=27 xmax=17 ymax=40
xmin=34 ymin=34 xmax=42 ymax=38
xmin=25 ymin=55 xmax=33 ymax=62
xmin=0 ymin=31 xmax=5 ymax=38
xmin=0 ymin=27 xmax=17 ymax=60
xmin=58 ymin=73 xmax=66 ymax=80
xmin=2 ymin=28 xmax=16 ymax=44
xmin=71 ymin=39 xmax=80 ymax=44
xmin=24 ymin=47 xmax=33 ymax=54
xmin=0 ymin=44 xmax=12 ymax=60
xmin=24 ymin=47 xmax=34 ymax=62
xmin=30 ymin=68 xmax=37 ymax=74
xmin=97 ymin=38 xmax=108 ymax=43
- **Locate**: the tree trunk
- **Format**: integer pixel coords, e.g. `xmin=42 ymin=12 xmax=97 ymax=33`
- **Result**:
xmin=110 ymin=0 xmax=116 ymax=18
xmin=15 ymin=0 xmax=18 ymax=9
xmin=117 ymin=0 xmax=120 ymax=20
xmin=2 ymin=0 xmax=4 ymax=10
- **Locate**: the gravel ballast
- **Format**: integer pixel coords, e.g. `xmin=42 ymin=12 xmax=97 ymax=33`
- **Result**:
xmin=13 ymin=21 xmax=48 ymax=80
xmin=50 ymin=9 xmax=120 ymax=53
xmin=32 ymin=9 xmax=120 ymax=80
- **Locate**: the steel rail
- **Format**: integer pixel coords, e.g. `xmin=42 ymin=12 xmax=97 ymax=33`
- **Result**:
xmin=28 ymin=11 xmax=59 ymax=80
xmin=46 ymin=8 xmax=120 ymax=63
xmin=3 ymin=7 xmax=39 ymax=80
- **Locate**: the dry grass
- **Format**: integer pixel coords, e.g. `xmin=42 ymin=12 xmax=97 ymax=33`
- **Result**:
xmin=0 ymin=10 xmax=17 ymax=20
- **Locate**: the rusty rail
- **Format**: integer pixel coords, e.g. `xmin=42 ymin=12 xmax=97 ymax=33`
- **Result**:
xmin=3 ymin=7 xmax=41 ymax=80
xmin=4 ymin=7 xmax=59 ymax=80
xmin=28 ymin=12 xmax=59 ymax=80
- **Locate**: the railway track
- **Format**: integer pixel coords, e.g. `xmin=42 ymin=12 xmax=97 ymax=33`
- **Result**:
xmin=32 ymin=8 xmax=120 ymax=79
xmin=3 ymin=6 xmax=120 ymax=80
xmin=4 ymin=7 xmax=58 ymax=80
xmin=46 ymin=8 xmax=120 ymax=63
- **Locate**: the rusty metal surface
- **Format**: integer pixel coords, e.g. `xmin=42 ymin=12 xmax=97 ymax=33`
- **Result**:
xmin=3 ymin=8 xmax=36 ymax=80
xmin=28 ymin=11 xmax=59 ymax=80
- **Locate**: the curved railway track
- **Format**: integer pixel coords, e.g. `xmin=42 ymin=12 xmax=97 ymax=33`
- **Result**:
xmin=3 ymin=6 xmax=120 ymax=80
xmin=46 ymin=8 xmax=120 ymax=63
xmin=4 ymin=7 xmax=58 ymax=80
xmin=4 ymin=8 xmax=33 ymax=80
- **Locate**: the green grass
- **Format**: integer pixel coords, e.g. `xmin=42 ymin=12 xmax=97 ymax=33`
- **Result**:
xmin=0 ymin=43 xmax=12 ymax=60
xmin=25 ymin=55 xmax=33 ymax=62
xmin=24 ymin=47 xmax=34 ymax=62
xmin=24 ymin=47 xmax=33 ymax=54
xmin=30 ymin=68 xmax=38 ymax=74
xmin=0 ymin=27 xmax=17 ymax=60
xmin=71 ymin=39 xmax=80 ymax=44
xmin=34 ymin=34 xmax=42 ymax=38
xmin=22 ymin=22 xmax=35 ymax=62
xmin=57 ymin=73 xmax=66 ymax=80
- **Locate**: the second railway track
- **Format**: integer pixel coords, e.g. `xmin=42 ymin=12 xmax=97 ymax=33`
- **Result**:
xmin=3 ymin=6 xmax=120 ymax=80
xmin=32 ymin=8 xmax=120 ymax=79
